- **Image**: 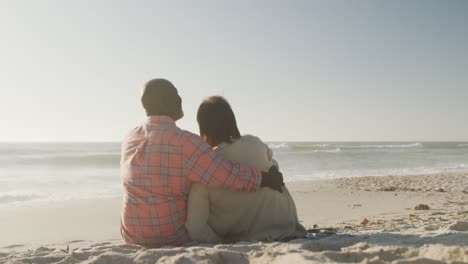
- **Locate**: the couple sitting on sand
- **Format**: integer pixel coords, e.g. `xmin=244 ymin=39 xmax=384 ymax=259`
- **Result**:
xmin=120 ymin=79 xmax=306 ymax=248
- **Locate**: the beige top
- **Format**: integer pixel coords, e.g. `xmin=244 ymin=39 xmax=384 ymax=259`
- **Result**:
xmin=185 ymin=135 xmax=306 ymax=243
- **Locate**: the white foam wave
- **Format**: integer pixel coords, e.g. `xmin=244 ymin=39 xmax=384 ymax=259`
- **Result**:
xmin=0 ymin=193 xmax=43 ymax=204
xmin=338 ymin=143 xmax=422 ymax=149
xmin=457 ymin=144 xmax=468 ymax=147
xmin=268 ymin=142 xmax=423 ymax=152
xmin=0 ymin=152 xmax=121 ymax=167
xmin=311 ymin=144 xmax=333 ymax=148
xmin=268 ymin=143 xmax=291 ymax=152
xmin=283 ymin=164 xmax=468 ymax=182
xmin=313 ymin=148 xmax=341 ymax=153
xmin=268 ymin=143 xmax=289 ymax=149
xmin=268 ymin=143 xmax=342 ymax=153
xmin=17 ymin=152 xmax=121 ymax=160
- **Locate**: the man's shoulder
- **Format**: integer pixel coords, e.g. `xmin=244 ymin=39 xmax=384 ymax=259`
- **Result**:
xmin=122 ymin=123 xmax=205 ymax=148
xmin=123 ymin=125 xmax=145 ymax=141
xmin=172 ymin=129 xmax=212 ymax=155
xmin=128 ymin=125 xmax=144 ymax=133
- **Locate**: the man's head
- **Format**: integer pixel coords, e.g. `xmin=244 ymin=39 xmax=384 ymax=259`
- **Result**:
xmin=141 ymin=79 xmax=184 ymax=121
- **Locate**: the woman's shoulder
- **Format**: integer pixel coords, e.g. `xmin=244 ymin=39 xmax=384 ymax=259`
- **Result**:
xmin=217 ymin=134 xmax=267 ymax=151
xmin=238 ymin=134 xmax=266 ymax=145
xmin=231 ymin=135 xmax=270 ymax=150
xmin=217 ymin=134 xmax=275 ymax=171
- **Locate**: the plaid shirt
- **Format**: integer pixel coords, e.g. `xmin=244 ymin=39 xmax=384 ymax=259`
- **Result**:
xmin=120 ymin=116 xmax=261 ymax=247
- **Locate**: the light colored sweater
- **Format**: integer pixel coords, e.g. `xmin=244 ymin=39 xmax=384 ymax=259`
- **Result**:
xmin=185 ymin=135 xmax=306 ymax=243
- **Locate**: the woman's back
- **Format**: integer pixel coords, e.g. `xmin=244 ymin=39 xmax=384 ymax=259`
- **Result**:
xmin=186 ymin=135 xmax=306 ymax=243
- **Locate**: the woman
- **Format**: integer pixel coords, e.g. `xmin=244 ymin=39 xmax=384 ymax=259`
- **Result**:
xmin=185 ymin=96 xmax=306 ymax=243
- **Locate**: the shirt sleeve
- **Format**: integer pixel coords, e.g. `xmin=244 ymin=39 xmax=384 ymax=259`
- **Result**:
xmin=183 ymin=133 xmax=261 ymax=192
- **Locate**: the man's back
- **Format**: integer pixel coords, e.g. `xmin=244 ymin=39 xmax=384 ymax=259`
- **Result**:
xmin=120 ymin=116 xmax=261 ymax=247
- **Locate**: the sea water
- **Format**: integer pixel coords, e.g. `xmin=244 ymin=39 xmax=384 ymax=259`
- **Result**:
xmin=0 ymin=142 xmax=467 ymax=208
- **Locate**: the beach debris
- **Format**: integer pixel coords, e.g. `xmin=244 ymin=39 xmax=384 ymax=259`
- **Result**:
xmin=307 ymin=232 xmax=335 ymax=239
xmin=35 ymin=247 xmax=50 ymax=252
xmin=361 ymin=218 xmax=370 ymax=226
xmin=431 ymin=212 xmax=445 ymax=216
xmin=448 ymin=221 xmax=468 ymax=231
xmin=352 ymin=204 xmax=362 ymax=208
xmin=435 ymin=188 xmax=446 ymax=192
xmin=414 ymin=204 xmax=430 ymax=210
xmin=409 ymin=214 xmax=417 ymax=219
xmin=401 ymin=224 xmax=416 ymax=230
xmin=306 ymin=227 xmax=337 ymax=236
xmin=379 ymin=186 xmax=397 ymax=192
xmin=307 ymin=225 xmax=320 ymax=233
xmin=424 ymin=225 xmax=439 ymax=231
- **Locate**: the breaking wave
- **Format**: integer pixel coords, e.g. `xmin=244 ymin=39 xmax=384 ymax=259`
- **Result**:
xmin=268 ymin=142 xmax=423 ymax=153
xmin=337 ymin=143 xmax=422 ymax=149
xmin=0 ymin=152 xmax=121 ymax=167
xmin=313 ymin=148 xmax=341 ymax=153
xmin=0 ymin=193 xmax=43 ymax=204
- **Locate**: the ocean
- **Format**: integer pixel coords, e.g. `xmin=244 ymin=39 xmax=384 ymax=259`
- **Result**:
xmin=1 ymin=142 xmax=467 ymax=208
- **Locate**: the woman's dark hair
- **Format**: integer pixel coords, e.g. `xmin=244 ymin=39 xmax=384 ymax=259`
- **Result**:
xmin=197 ymin=96 xmax=241 ymax=146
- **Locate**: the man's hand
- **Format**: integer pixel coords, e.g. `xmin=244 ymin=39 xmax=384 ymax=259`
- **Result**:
xmin=260 ymin=166 xmax=285 ymax=193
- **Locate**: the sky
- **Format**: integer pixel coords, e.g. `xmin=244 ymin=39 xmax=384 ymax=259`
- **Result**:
xmin=0 ymin=0 xmax=467 ymax=142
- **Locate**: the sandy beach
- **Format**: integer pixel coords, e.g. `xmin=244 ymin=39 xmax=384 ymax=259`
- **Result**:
xmin=1 ymin=172 xmax=467 ymax=263
xmin=2 ymin=0 xmax=468 ymax=262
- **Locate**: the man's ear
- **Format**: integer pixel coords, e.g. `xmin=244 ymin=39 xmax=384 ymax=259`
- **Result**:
xmin=172 ymin=108 xmax=184 ymax=121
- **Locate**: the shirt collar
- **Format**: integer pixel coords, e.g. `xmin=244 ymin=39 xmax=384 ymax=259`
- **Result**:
xmin=147 ymin=116 xmax=176 ymax=125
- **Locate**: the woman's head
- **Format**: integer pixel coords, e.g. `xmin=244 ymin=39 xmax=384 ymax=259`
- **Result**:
xmin=197 ymin=96 xmax=241 ymax=147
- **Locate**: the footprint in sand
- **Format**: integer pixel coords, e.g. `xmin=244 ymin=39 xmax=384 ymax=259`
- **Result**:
xmin=2 ymin=244 xmax=23 ymax=249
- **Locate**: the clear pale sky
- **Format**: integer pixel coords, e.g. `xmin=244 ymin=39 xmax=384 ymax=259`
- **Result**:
xmin=1 ymin=0 xmax=467 ymax=142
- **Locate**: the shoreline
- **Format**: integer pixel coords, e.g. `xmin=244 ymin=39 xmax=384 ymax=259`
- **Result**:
xmin=3 ymin=169 xmax=468 ymax=209
xmin=1 ymin=172 xmax=467 ymax=263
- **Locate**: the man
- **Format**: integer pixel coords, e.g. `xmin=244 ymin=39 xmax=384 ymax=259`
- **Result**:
xmin=120 ymin=79 xmax=284 ymax=248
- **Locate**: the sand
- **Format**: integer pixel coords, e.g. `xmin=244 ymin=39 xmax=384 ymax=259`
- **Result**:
xmin=1 ymin=172 xmax=467 ymax=263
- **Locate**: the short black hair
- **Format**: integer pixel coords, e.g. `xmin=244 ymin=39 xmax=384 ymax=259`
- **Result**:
xmin=197 ymin=96 xmax=241 ymax=146
xmin=141 ymin=79 xmax=182 ymax=118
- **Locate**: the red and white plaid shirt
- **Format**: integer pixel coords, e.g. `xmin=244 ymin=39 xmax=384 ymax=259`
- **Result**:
xmin=120 ymin=116 xmax=261 ymax=247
